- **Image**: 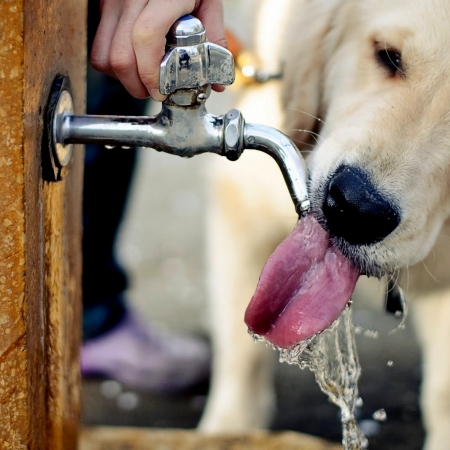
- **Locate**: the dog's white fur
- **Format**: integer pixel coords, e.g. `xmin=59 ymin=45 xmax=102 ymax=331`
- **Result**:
xmin=199 ymin=1 xmax=450 ymax=448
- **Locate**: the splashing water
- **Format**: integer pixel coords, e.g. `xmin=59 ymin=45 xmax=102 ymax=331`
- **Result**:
xmin=372 ymin=408 xmax=387 ymax=422
xmin=252 ymin=306 xmax=368 ymax=449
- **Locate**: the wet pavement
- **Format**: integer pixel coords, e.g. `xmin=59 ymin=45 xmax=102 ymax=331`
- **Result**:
xmin=82 ymin=1 xmax=425 ymax=448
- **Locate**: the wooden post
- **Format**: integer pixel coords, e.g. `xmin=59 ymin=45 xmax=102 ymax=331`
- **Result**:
xmin=0 ymin=0 xmax=86 ymax=448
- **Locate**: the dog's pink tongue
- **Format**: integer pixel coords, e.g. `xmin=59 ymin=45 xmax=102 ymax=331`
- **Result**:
xmin=245 ymin=215 xmax=359 ymax=348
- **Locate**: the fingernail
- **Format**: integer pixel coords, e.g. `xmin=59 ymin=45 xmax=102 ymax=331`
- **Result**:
xmin=212 ymin=84 xmax=226 ymax=93
xmin=149 ymin=89 xmax=167 ymax=102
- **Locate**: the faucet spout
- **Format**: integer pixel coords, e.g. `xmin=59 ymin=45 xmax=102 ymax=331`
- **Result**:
xmin=243 ymin=123 xmax=310 ymax=215
xmin=55 ymin=103 xmax=310 ymax=216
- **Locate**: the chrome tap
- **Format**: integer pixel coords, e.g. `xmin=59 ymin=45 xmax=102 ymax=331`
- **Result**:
xmin=47 ymin=15 xmax=310 ymax=215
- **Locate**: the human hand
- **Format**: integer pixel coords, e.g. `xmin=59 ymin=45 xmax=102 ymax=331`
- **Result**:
xmin=90 ymin=0 xmax=227 ymax=101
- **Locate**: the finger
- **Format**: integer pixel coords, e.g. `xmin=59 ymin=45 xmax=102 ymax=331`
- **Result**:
xmin=195 ymin=0 xmax=228 ymax=93
xmin=108 ymin=0 xmax=151 ymax=98
xmin=195 ymin=0 xmax=227 ymax=49
xmin=90 ymin=0 xmax=122 ymax=78
xmin=132 ymin=0 xmax=200 ymax=101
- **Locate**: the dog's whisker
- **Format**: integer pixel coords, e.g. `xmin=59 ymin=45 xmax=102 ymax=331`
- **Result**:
xmin=290 ymin=128 xmax=324 ymax=144
xmin=421 ymin=260 xmax=440 ymax=284
xmin=386 ymin=271 xmax=396 ymax=288
xmin=386 ymin=267 xmax=401 ymax=294
xmin=399 ymin=268 xmax=407 ymax=288
xmin=287 ymin=107 xmax=326 ymax=125
xmin=394 ymin=268 xmax=401 ymax=290
xmin=400 ymin=266 xmax=411 ymax=293
xmin=293 ymin=140 xmax=316 ymax=150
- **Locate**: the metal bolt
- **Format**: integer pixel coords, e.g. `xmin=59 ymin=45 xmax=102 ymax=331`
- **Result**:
xmin=224 ymin=109 xmax=244 ymax=161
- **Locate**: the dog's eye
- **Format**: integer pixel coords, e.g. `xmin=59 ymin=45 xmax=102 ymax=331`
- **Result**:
xmin=376 ymin=48 xmax=403 ymax=77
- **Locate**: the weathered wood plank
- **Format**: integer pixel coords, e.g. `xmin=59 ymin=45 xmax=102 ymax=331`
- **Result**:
xmin=0 ymin=0 xmax=86 ymax=448
xmin=79 ymin=428 xmax=343 ymax=450
xmin=0 ymin=1 xmax=28 ymax=448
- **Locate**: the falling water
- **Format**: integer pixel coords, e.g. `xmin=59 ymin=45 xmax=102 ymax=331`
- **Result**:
xmin=252 ymin=306 xmax=368 ymax=449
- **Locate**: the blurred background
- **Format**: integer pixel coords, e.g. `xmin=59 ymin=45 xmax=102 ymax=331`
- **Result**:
xmin=81 ymin=1 xmax=424 ymax=449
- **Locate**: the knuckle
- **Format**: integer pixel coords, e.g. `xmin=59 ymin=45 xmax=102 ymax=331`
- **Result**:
xmin=90 ymin=53 xmax=109 ymax=72
xmin=109 ymin=50 xmax=134 ymax=73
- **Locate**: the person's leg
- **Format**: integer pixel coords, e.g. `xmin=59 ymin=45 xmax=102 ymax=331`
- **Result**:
xmin=81 ymin=2 xmax=210 ymax=392
xmin=82 ymin=68 xmax=143 ymax=340
xmin=82 ymin=0 xmax=147 ymax=341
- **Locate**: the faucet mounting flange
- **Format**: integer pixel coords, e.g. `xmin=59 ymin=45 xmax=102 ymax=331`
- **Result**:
xmin=43 ymin=75 xmax=75 ymax=181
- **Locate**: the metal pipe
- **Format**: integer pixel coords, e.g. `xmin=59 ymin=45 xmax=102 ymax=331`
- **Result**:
xmin=244 ymin=123 xmax=310 ymax=215
xmin=59 ymin=103 xmax=224 ymax=158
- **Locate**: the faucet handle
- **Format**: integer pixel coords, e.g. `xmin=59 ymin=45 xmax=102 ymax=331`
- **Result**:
xmin=159 ymin=15 xmax=235 ymax=95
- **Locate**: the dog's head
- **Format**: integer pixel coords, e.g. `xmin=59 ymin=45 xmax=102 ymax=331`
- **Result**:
xmin=282 ymin=0 xmax=450 ymax=277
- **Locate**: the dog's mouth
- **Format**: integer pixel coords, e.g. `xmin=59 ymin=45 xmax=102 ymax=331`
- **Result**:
xmin=244 ymin=215 xmax=360 ymax=348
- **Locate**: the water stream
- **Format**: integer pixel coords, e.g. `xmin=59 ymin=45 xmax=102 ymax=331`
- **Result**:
xmin=252 ymin=305 xmax=368 ymax=449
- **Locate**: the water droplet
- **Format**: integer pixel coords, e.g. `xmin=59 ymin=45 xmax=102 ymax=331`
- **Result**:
xmin=104 ymin=145 xmax=115 ymax=150
xmin=387 ymin=360 xmax=394 ymax=367
xmin=363 ymin=329 xmax=379 ymax=339
xmin=372 ymin=408 xmax=387 ymax=422
xmin=360 ymin=435 xmax=370 ymax=448
xmin=100 ymin=380 xmax=122 ymax=399
xmin=121 ymin=146 xmax=131 ymax=150
xmin=116 ymin=391 xmax=140 ymax=411
xmin=356 ymin=397 xmax=364 ymax=408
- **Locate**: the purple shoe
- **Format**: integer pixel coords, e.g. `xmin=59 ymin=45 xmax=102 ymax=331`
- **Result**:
xmin=81 ymin=314 xmax=210 ymax=393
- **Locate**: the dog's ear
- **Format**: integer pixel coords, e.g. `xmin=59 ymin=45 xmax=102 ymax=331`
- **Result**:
xmin=280 ymin=0 xmax=346 ymax=148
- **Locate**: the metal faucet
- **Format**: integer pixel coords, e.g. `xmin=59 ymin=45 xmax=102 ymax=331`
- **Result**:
xmin=47 ymin=15 xmax=310 ymax=215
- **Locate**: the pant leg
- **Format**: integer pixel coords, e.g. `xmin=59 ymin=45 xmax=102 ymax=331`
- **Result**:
xmin=83 ymin=2 xmax=148 ymax=340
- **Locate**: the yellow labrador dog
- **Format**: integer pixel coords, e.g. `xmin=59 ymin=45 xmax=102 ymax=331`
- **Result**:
xmin=199 ymin=1 xmax=450 ymax=449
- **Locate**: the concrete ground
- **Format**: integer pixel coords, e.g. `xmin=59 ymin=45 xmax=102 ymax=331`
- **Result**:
xmin=81 ymin=1 xmax=425 ymax=448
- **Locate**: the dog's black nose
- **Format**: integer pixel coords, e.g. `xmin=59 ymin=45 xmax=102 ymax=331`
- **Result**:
xmin=322 ymin=165 xmax=400 ymax=245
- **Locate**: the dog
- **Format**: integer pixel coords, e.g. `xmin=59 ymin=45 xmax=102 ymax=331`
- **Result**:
xmin=198 ymin=1 xmax=450 ymax=449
